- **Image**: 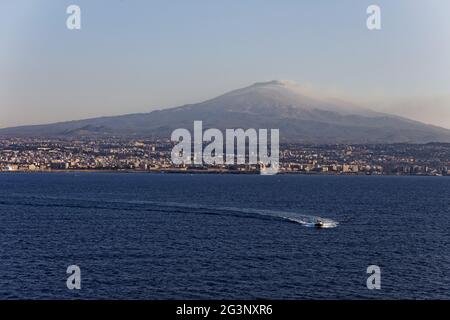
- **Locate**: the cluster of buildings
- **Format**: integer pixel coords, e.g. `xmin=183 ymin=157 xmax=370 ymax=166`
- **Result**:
xmin=0 ymin=138 xmax=449 ymax=175
xmin=280 ymin=144 xmax=450 ymax=175
xmin=0 ymin=138 xmax=170 ymax=172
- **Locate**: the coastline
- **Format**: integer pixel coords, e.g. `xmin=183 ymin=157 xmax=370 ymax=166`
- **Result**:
xmin=0 ymin=169 xmax=446 ymax=176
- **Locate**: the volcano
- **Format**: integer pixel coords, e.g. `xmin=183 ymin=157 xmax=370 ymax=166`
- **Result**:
xmin=1 ymin=80 xmax=450 ymax=143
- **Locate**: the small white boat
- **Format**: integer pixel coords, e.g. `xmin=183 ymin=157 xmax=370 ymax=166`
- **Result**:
xmin=314 ymin=220 xmax=325 ymax=228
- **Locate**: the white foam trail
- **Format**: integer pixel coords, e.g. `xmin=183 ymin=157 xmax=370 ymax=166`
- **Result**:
xmin=159 ymin=203 xmax=339 ymax=228
xmin=237 ymin=207 xmax=339 ymax=228
xmin=10 ymin=194 xmax=339 ymax=228
xmin=285 ymin=218 xmax=338 ymax=228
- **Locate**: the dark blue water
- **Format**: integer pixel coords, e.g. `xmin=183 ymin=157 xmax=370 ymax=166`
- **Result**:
xmin=0 ymin=173 xmax=449 ymax=299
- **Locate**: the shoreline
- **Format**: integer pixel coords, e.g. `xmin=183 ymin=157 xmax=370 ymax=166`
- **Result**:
xmin=0 ymin=169 xmax=446 ymax=177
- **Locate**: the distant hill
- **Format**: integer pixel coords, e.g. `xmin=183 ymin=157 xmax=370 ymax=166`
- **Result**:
xmin=2 ymin=80 xmax=450 ymax=143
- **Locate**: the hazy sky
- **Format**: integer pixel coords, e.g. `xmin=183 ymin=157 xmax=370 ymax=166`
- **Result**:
xmin=1 ymin=0 xmax=450 ymax=128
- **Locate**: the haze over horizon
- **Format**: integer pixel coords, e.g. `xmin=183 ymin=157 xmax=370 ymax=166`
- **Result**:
xmin=2 ymin=79 xmax=450 ymax=144
xmin=1 ymin=0 xmax=450 ymax=129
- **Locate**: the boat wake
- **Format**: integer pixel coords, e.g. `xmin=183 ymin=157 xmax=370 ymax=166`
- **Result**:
xmin=142 ymin=201 xmax=339 ymax=229
xmin=4 ymin=194 xmax=339 ymax=228
xmin=228 ymin=207 xmax=338 ymax=228
xmin=285 ymin=218 xmax=338 ymax=228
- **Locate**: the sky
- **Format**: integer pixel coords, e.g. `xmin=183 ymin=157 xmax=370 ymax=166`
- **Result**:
xmin=1 ymin=0 xmax=450 ymax=129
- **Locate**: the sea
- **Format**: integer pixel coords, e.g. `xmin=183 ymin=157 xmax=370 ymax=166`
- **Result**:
xmin=0 ymin=173 xmax=449 ymax=299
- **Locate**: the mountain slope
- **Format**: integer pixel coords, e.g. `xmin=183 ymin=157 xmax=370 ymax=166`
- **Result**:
xmin=1 ymin=80 xmax=450 ymax=143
